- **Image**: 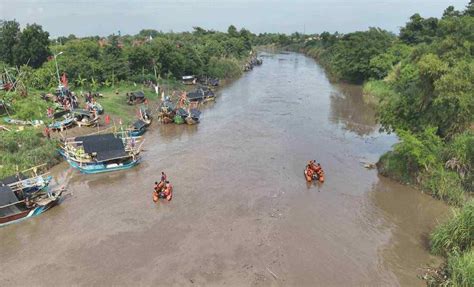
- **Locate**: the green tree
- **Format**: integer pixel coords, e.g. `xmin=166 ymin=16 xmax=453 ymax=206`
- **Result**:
xmin=400 ymin=13 xmax=439 ymax=45
xmin=227 ymin=25 xmax=239 ymax=37
xmin=0 ymin=20 xmax=21 ymax=66
xmin=330 ymin=28 xmax=395 ymax=82
xmin=14 ymin=24 xmax=50 ymax=68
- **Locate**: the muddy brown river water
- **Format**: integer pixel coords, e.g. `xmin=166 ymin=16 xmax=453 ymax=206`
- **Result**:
xmin=0 ymin=53 xmax=450 ymax=286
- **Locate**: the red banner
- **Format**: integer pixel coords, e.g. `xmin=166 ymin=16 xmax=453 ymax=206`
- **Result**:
xmin=61 ymin=73 xmax=68 ymax=87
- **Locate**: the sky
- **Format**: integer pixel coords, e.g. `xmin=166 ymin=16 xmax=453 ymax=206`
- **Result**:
xmin=0 ymin=0 xmax=469 ymax=37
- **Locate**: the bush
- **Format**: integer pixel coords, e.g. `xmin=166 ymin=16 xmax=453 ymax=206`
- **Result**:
xmin=11 ymin=94 xmax=49 ymax=121
xmin=447 ymin=249 xmax=474 ymax=287
xmin=0 ymin=129 xmax=60 ymax=178
xmin=377 ymin=150 xmax=416 ymax=183
xmin=421 ymin=168 xmax=465 ymax=205
xmin=393 ymin=128 xmax=443 ymax=171
xmin=430 ymin=200 xmax=474 ymax=256
xmin=362 ymin=80 xmax=397 ymax=106
xmin=207 ymin=57 xmax=242 ymax=79
xmin=444 ymin=132 xmax=474 ymax=192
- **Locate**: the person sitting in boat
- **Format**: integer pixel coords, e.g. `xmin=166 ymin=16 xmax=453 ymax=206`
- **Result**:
xmin=311 ymin=162 xmax=324 ymax=183
xmin=156 ymin=172 xmax=167 ymax=191
xmin=163 ymin=181 xmax=173 ymax=201
xmin=153 ymin=181 xmax=160 ymax=203
xmin=309 ymin=161 xmax=320 ymax=173
xmin=304 ymin=164 xmax=316 ymax=182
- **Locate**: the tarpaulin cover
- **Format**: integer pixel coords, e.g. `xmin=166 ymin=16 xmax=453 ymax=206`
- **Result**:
xmin=132 ymin=120 xmax=147 ymax=130
xmin=0 ymin=174 xmax=25 ymax=186
xmin=176 ymin=108 xmax=189 ymax=117
xmin=75 ymin=134 xmax=126 ymax=161
xmin=0 ymin=185 xmax=19 ymax=206
xmin=189 ymin=109 xmax=201 ymax=119
xmin=131 ymin=91 xmax=145 ymax=98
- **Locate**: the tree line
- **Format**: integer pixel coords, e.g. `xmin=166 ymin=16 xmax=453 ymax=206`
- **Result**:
xmin=0 ymin=23 xmax=257 ymax=91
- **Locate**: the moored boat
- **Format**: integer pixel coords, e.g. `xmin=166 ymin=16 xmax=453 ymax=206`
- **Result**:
xmin=129 ymin=119 xmax=148 ymax=136
xmin=185 ymin=108 xmax=201 ymax=125
xmin=60 ymin=133 xmax=142 ymax=174
xmin=72 ymin=109 xmax=99 ymax=127
xmin=0 ymin=172 xmax=63 ymax=227
xmin=173 ymin=108 xmax=188 ymax=124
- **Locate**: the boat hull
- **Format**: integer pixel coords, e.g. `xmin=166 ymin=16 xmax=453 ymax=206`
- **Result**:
xmin=0 ymin=195 xmax=61 ymax=227
xmin=65 ymin=157 xmax=141 ymax=174
xmin=130 ymin=128 xmax=146 ymax=137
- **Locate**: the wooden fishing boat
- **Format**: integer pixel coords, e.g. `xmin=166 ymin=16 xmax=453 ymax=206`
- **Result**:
xmin=0 ymin=173 xmax=63 ymax=227
xmin=49 ymin=116 xmax=75 ymax=131
xmin=187 ymin=88 xmax=215 ymax=103
xmin=182 ymin=75 xmax=196 ymax=85
xmin=91 ymin=102 xmax=104 ymax=114
xmin=72 ymin=109 xmax=99 ymax=127
xmin=129 ymin=119 xmax=147 ymax=136
xmin=3 ymin=117 xmax=44 ymax=127
xmin=185 ymin=109 xmax=201 ymax=125
xmin=174 ymin=108 xmax=188 ymax=124
xmin=159 ymin=99 xmax=175 ymax=124
xmin=139 ymin=106 xmax=152 ymax=126
xmin=60 ymin=133 xmax=143 ymax=174
xmin=127 ymin=91 xmax=146 ymax=105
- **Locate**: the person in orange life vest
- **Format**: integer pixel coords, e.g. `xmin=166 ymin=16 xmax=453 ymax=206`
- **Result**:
xmin=304 ymin=164 xmax=314 ymax=181
xmin=153 ymin=181 xmax=160 ymax=202
xmin=163 ymin=181 xmax=173 ymax=201
xmin=157 ymin=172 xmax=167 ymax=190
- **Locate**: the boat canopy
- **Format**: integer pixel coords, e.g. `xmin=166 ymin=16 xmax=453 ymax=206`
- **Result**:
xmin=132 ymin=119 xmax=147 ymax=130
xmin=187 ymin=90 xmax=204 ymax=101
xmin=0 ymin=186 xmax=19 ymax=206
xmin=161 ymin=100 xmax=175 ymax=111
xmin=189 ymin=109 xmax=201 ymax=119
xmin=54 ymin=110 xmax=71 ymax=119
xmin=72 ymin=109 xmax=91 ymax=117
xmin=131 ymin=91 xmax=145 ymax=99
xmin=176 ymin=108 xmax=189 ymax=117
xmin=0 ymin=174 xmax=25 ymax=186
xmin=75 ymin=134 xmax=127 ymax=161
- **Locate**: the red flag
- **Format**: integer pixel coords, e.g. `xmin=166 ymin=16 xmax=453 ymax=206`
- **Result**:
xmin=105 ymin=115 xmax=110 ymax=125
xmin=61 ymin=73 xmax=68 ymax=87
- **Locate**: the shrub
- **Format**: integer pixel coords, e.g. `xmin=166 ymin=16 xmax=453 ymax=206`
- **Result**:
xmin=421 ymin=168 xmax=465 ymax=205
xmin=447 ymin=249 xmax=474 ymax=287
xmin=430 ymin=200 xmax=474 ymax=256
xmin=0 ymin=129 xmax=60 ymax=178
xmin=207 ymin=57 xmax=242 ymax=79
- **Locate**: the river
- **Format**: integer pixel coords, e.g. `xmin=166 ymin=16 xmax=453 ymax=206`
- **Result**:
xmin=0 ymin=53 xmax=450 ymax=286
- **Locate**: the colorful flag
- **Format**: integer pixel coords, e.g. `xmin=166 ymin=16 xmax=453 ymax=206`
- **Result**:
xmin=61 ymin=73 xmax=68 ymax=87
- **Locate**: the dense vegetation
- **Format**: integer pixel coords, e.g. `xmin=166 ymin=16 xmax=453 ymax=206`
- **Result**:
xmin=0 ymin=23 xmax=254 ymax=91
xmin=258 ymin=2 xmax=474 ymax=285
xmin=0 ymin=23 xmax=256 ymax=178
xmin=0 ymin=129 xmax=60 ymax=177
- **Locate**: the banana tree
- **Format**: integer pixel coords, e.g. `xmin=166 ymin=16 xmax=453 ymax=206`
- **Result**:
xmin=90 ymin=77 xmax=99 ymax=91
xmin=75 ymin=74 xmax=86 ymax=88
xmin=102 ymin=79 xmax=112 ymax=87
